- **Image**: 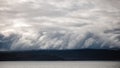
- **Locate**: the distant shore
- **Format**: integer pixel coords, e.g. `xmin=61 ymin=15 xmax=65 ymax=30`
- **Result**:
xmin=0 ymin=49 xmax=120 ymax=61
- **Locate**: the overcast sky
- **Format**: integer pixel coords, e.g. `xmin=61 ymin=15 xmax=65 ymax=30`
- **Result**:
xmin=0 ymin=0 xmax=120 ymax=51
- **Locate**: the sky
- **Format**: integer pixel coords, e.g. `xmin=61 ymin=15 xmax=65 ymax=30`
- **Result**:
xmin=0 ymin=0 xmax=120 ymax=51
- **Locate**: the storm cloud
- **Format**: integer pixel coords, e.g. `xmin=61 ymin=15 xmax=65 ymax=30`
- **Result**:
xmin=0 ymin=0 xmax=120 ymax=51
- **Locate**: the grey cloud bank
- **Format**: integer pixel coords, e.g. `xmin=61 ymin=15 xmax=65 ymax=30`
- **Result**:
xmin=0 ymin=0 xmax=120 ymax=51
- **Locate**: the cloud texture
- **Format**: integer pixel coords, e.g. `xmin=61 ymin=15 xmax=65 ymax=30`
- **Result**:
xmin=0 ymin=0 xmax=120 ymax=51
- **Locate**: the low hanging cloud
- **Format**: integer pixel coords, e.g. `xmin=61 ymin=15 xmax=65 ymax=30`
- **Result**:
xmin=0 ymin=0 xmax=120 ymax=51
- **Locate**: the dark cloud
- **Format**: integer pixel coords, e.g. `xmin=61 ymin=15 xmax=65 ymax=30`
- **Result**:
xmin=0 ymin=0 xmax=120 ymax=51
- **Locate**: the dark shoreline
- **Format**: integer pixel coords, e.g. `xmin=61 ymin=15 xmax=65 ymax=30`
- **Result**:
xmin=0 ymin=49 xmax=120 ymax=61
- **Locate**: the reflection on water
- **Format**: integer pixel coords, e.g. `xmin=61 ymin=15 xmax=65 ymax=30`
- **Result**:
xmin=0 ymin=61 xmax=120 ymax=68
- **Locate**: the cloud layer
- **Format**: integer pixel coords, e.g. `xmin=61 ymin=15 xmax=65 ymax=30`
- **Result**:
xmin=0 ymin=0 xmax=120 ymax=51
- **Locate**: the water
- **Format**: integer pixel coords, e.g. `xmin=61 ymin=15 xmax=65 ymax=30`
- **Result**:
xmin=0 ymin=61 xmax=120 ymax=68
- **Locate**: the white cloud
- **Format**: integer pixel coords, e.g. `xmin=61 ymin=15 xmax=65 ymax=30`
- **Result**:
xmin=0 ymin=0 xmax=120 ymax=50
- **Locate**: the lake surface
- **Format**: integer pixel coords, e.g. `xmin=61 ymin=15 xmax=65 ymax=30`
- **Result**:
xmin=0 ymin=61 xmax=120 ymax=68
